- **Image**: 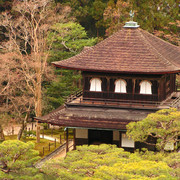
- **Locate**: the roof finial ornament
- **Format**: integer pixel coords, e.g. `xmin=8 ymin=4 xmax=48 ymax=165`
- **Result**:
xmin=130 ymin=10 xmax=134 ymax=21
xmin=123 ymin=10 xmax=139 ymax=28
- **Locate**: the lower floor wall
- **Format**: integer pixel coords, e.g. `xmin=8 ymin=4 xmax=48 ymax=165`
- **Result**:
xmin=74 ymin=128 xmax=156 ymax=152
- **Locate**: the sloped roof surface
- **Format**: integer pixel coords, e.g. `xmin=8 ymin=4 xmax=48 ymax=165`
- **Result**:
xmin=53 ymin=28 xmax=180 ymax=74
xmin=35 ymin=106 xmax=154 ymax=130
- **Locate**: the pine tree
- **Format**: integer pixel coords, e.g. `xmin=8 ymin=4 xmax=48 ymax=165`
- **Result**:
xmin=44 ymin=22 xmax=97 ymax=111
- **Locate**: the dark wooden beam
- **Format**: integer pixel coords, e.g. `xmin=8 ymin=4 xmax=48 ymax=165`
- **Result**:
xmin=132 ymin=79 xmax=136 ymax=100
xmin=106 ymin=77 xmax=110 ymax=92
xmin=119 ymin=131 xmax=122 ymax=148
xmin=73 ymin=129 xmax=76 ymax=150
xmin=83 ymin=74 xmax=161 ymax=80
xmin=66 ymin=128 xmax=69 ymax=153
xmin=157 ymin=79 xmax=161 ymax=101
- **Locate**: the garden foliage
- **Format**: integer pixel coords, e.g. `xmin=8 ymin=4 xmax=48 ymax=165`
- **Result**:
xmin=127 ymin=108 xmax=180 ymax=151
xmin=42 ymin=144 xmax=179 ymax=180
xmin=0 ymin=140 xmax=42 ymax=180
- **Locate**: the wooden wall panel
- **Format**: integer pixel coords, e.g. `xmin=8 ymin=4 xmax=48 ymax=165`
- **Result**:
xmin=82 ymin=72 xmax=178 ymax=102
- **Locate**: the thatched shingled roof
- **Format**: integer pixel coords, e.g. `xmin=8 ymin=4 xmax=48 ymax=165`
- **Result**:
xmin=53 ymin=28 xmax=180 ymax=74
xmin=35 ymin=106 xmax=154 ymax=130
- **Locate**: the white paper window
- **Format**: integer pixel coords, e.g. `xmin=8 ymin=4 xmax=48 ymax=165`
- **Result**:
xmin=115 ymin=79 xmax=127 ymax=93
xmin=140 ymin=80 xmax=152 ymax=94
xmin=122 ymin=133 xmax=134 ymax=148
xmin=90 ymin=78 xmax=102 ymax=92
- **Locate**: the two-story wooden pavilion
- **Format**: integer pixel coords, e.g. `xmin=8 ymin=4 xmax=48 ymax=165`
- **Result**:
xmin=35 ymin=20 xmax=180 ymax=152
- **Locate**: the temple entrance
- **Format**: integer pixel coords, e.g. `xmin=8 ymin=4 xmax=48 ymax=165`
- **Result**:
xmin=88 ymin=129 xmax=113 ymax=145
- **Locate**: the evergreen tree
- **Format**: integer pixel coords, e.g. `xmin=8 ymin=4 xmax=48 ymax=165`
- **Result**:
xmin=131 ymin=0 xmax=179 ymax=45
xmin=44 ymin=22 xmax=97 ymax=111
xmin=0 ymin=140 xmax=43 ymax=180
xmin=47 ymin=22 xmax=97 ymax=62
xmin=56 ymin=0 xmax=109 ymax=37
xmin=126 ymin=108 xmax=180 ymax=151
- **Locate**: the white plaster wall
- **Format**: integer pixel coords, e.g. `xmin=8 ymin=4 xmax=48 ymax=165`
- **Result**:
xmin=122 ymin=133 xmax=134 ymax=148
xmin=76 ymin=129 xmax=88 ymax=139
xmin=113 ymin=131 xmax=119 ymax=141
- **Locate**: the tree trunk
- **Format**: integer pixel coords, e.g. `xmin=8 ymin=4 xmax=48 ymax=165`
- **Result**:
xmin=17 ymin=111 xmax=29 ymax=140
xmin=36 ymin=121 xmax=40 ymax=143
xmin=0 ymin=124 xmax=5 ymax=141
xmin=17 ymin=122 xmax=25 ymax=140
xmin=35 ymin=78 xmax=42 ymax=143
xmin=35 ymin=56 xmax=42 ymax=143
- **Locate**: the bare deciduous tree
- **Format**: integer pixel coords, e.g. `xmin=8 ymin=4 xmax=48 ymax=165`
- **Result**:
xmin=0 ymin=52 xmax=34 ymax=140
xmin=0 ymin=0 xmax=71 ymax=141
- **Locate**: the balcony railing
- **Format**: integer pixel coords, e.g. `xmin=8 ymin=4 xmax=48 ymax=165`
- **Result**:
xmin=65 ymin=90 xmax=160 ymax=108
xmin=83 ymin=90 xmax=159 ymax=101
xmin=65 ymin=89 xmax=83 ymax=103
xmin=66 ymin=96 xmax=163 ymax=109
xmin=65 ymin=89 xmax=180 ymax=109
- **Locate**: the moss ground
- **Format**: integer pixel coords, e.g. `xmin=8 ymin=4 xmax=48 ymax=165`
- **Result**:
xmin=4 ymin=126 xmax=73 ymax=157
xmin=5 ymin=135 xmax=63 ymax=157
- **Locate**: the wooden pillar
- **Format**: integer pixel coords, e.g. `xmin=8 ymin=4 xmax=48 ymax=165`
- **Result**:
xmin=106 ymin=77 xmax=110 ymax=91
xmin=164 ymin=74 xmax=167 ymax=99
xmin=73 ymin=129 xmax=76 ymax=150
xmin=78 ymin=71 xmax=81 ymax=88
xmin=66 ymin=128 xmax=69 ymax=153
xmin=82 ymin=74 xmax=85 ymax=90
xmin=132 ymin=79 xmax=136 ymax=100
xmin=119 ymin=131 xmax=122 ymax=148
xmin=36 ymin=121 xmax=40 ymax=143
xmin=157 ymin=79 xmax=161 ymax=101
xmin=106 ymin=77 xmax=110 ymax=99
xmin=172 ymin=74 xmax=176 ymax=92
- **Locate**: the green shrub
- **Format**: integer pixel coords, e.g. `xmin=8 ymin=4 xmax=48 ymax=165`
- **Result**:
xmin=42 ymin=144 xmax=179 ymax=180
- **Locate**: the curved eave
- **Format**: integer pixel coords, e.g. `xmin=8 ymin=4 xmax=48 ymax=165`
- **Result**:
xmin=52 ymin=63 xmax=180 ymax=75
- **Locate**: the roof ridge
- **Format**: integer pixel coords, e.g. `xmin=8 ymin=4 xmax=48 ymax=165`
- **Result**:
xmin=141 ymin=29 xmax=180 ymax=67
xmin=143 ymin=29 xmax=179 ymax=48
xmin=138 ymin=29 xmax=179 ymax=69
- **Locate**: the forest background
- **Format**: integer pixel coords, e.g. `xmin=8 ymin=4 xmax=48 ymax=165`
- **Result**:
xmin=0 ymin=0 xmax=179 ymax=140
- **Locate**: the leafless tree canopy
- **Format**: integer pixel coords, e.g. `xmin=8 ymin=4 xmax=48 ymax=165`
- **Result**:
xmin=0 ymin=0 xmax=71 ymax=140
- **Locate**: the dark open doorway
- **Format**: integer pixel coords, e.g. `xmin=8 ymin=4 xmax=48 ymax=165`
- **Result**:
xmin=88 ymin=129 xmax=113 ymax=145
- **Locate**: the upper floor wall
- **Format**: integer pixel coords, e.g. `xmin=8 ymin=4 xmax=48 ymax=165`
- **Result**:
xmin=82 ymin=71 xmax=176 ymax=102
